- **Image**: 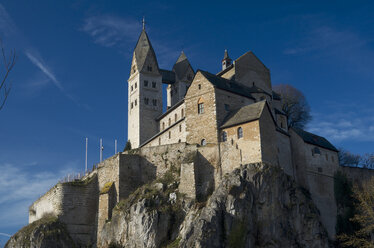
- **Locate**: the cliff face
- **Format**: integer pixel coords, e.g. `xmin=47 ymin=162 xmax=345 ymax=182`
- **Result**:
xmin=7 ymin=163 xmax=330 ymax=248
xmin=99 ymin=163 xmax=330 ymax=248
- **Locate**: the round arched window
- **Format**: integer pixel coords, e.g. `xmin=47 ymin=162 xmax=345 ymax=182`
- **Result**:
xmin=201 ymin=139 xmax=207 ymax=146
xmin=238 ymin=127 xmax=243 ymax=139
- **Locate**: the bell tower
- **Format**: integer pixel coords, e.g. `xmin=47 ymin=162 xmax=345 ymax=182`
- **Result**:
xmin=127 ymin=22 xmax=162 ymax=148
xmin=222 ymin=49 xmax=232 ymax=70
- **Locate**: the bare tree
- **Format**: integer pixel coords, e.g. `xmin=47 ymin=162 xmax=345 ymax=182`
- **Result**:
xmin=361 ymin=153 xmax=374 ymax=169
xmin=339 ymin=148 xmax=361 ymax=167
xmin=273 ymin=84 xmax=312 ymax=129
xmin=0 ymin=39 xmax=16 ymax=111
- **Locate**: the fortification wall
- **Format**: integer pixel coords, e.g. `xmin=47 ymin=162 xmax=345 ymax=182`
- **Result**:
xmin=29 ymin=173 xmax=99 ymax=246
xmin=276 ymin=131 xmax=293 ymax=177
xmin=340 ymin=166 xmax=374 ymax=185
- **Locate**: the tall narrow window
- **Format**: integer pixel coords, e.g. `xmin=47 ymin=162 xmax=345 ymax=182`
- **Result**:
xmin=198 ymin=103 xmax=204 ymax=114
xmin=162 ymin=122 xmax=165 ymax=130
xmin=131 ymin=85 xmax=133 ymax=92
xmin=152 ymin=99 xmax=157 ymax=106
xmin=152 ymin=82 xmax=156 ymax=88
xmin=238 ymin=127 xmax=243 ymax=139
xmin=168 ymin=118 xmax=171 ymax=126
xmin=181 ymin=108 xmax=184 ymax=117
xmin=144 ymin=98 xmax=149 ymax=105
xmin=168 ymin=131 xmax=171 ymax=139
xmin=135 ymin=82 xmax=137 ymax=88
xmin=222 ymin=131 xmax=227 ymax=142
xmin=135 ymin=99 xmax=137 ymax=106
xmin=131 ymin=102 xmax=133 ymax=109
xmin=175 ymin=113 xmax=177 ymax=122
xmin=179 ymin=124 xmax=182 ymax=132
xmin=144 ymin=80 xmax=148 ymax=87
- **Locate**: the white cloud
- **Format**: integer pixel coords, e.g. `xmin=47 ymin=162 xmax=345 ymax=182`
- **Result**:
xmin=82 ymin=15 xmax=141 ymax=48
xmin=0 ymin=4 xmax=18 ymax=38
xmin=307 ymin=104 xmax=374 ymax=143
xmin=0 ymin=161 xmax=80 ymax=232
xmin=25 ymin=51 xmax=63 ymax=91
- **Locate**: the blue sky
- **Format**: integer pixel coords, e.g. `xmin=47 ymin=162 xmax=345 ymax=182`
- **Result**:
xmin=0 ymin=0 xmax=374 ymax=244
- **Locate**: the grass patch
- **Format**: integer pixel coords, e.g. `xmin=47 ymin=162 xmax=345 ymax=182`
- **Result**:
xmin=63 ymin=174 xmax=96 ymax=187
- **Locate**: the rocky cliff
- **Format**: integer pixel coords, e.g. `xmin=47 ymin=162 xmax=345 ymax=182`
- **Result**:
xmin=7 ymin=163 xmax=331 ymax=248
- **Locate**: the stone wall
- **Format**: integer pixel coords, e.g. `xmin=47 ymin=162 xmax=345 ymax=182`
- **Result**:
xmin=221 ymin=120 xmax=262 ymax=165
xmin=214 ymin=88 xmax=254 ymax=126
xmin=340 ymin=166 xmax=374 ymax=185
xmin=143 ymin=118 xmax=186 ymax=147
xmin=185 ymin=72 xmax=218 ymax=144
xmin=259 ymin=106 xmax=277 ymax=165
xmin=29 ymin=173 xmax=99 ymax=246
xmin=276 ymin=130 xmax=293 ymax=177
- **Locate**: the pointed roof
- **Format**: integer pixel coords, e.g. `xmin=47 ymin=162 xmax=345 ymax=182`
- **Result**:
xmin=292 ymin=128 xmax=338 ymax=152
xmin=223 ymin=49 xmax=231 ymax=60
xmin=133 ymin=29 xmax=159 ymax=72
xmin=172 ymin=51 xmax=194 ymax=80
xmin=198 ymin=70 xmax=255 ymax=100
xmin=220 ymin=101 xmax=267 ymax=128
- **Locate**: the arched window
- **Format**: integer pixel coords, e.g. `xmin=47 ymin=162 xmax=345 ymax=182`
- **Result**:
xmin=181 ymin=108 xmax=184 ymax=117
xmin=197 ymin=97 xmax=204 ymax=114
xmin=237 ymin=127 xmax=243 ymax=139
xmin=222 ymin=131 xmax=227 ymax=142
xmin=201 ymin=139 xmax=206 ymax=146
xmin=175 ymin=113 xmax=177 ymax=122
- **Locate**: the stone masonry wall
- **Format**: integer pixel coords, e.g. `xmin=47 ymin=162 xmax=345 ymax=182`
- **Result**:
xmin=259 ymin=106 xmax=277 ymax=165
xmin=29 ymin=173 xmax=99 ymax=246
xmin=276 ymin=130 xmax=293 ymax=177
xmin=185 ymin=72 xmax=218 ymax=144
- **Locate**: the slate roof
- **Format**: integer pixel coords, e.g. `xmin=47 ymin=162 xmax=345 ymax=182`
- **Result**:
xmin=160 ymin=69 xmax=176 ymax=84
xmin=292 ymin=128 xmax=338 ymax=152
xmin=133 ymin=30 xmax=159 ymax=72
xmin=220 ymin=101 xmax=267 ymax=128
xmin=274 ymin=108 xmax=286 ymax=116
xmin=172 ymin=52 xmax=194 ymax=80
xmin=199 ymin=70 xmax=255 ymax=100
xmin=272 ymin=91 xmax=281 ymax=100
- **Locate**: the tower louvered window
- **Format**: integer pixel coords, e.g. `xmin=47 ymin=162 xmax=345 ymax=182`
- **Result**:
xmin=152 ymin=99 xmax=157 ymax=106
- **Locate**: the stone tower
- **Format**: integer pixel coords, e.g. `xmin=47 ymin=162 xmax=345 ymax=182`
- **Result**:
xmin=166 ymin=52 xmax=194 ymax=107
xmin=128 ymin=27 xmax=162 ymax=148
xmin=222 ymin=49 xmax=232 ymax=70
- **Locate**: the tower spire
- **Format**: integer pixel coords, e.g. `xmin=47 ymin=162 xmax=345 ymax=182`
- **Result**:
xmin=222 ymin=49 xmax=232 ymax=71
xmin=142 ymin=16 xmax=145 ymax=30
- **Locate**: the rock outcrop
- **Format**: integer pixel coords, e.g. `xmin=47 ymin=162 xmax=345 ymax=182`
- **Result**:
xmin=7 ymin=163 xmax=331 ymax=248
xmin=5 ymin=214 xmax=75 ymax=248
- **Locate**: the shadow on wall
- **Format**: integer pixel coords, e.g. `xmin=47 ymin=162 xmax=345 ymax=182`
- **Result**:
xmin=118 ymin=154 xmax=157 ymax=200
xmin=195 ymin=151 xmax=215 ymax=202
